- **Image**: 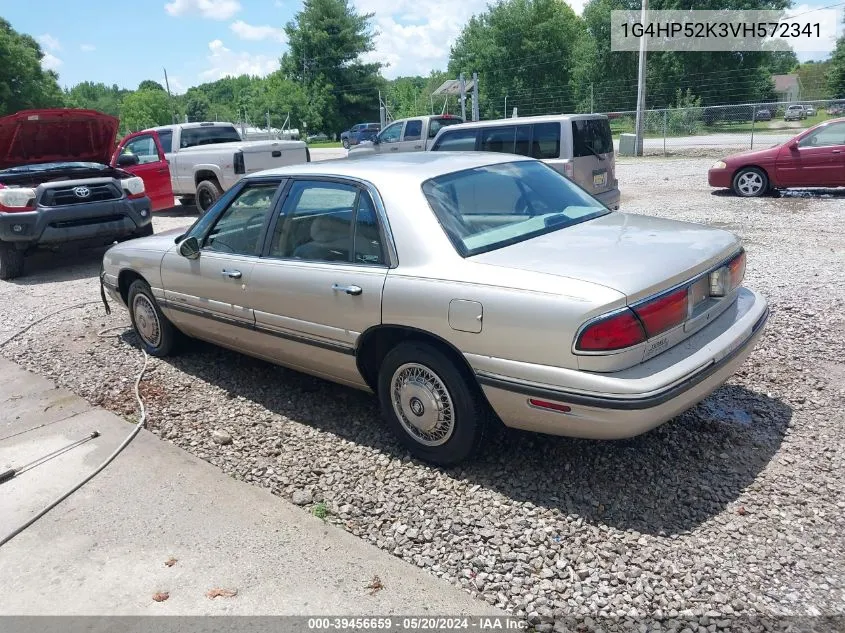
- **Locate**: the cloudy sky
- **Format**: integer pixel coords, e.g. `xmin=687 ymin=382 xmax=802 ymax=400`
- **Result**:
xmin=2 ymin=0 xmax=838 ymax=94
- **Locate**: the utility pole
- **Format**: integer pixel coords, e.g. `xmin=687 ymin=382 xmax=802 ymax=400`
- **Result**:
xmin=163 ymin=67 xmax=176 ymax=123
xmin=459 ymin=73 xmax=467 ymax=121
xmin=472 ymin=72 xmax=480 ymax=121
xmin=590 ymin=84 xmax=594 ymax=113
xmin=634 ymin=0 xmax=648 ymax=156
xmin=504 ymin=94 xmax=508 ymax=118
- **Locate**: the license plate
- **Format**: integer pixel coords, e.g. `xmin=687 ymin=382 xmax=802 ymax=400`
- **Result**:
xmin=593 ymin=170 xmax=607 ymax=187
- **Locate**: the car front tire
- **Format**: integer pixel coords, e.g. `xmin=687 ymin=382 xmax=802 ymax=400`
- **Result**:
xmin=732 ymin=167 xmax=769 ymax=197
xmin=377 ymin=341 xmax=488 ymax=466
xmin=127 ymin=279 xmax=179 ymax=357
xmin=342 ymin=139 xmax=350 ymax=149
xmin=0 ymin=242 xmax=25 ymax=280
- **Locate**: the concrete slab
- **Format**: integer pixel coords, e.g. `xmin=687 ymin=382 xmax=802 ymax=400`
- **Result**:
xmin=0 ymin=357 xmax=504 ymax=616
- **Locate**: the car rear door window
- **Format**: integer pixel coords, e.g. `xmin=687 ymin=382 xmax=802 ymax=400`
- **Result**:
xmin=480 ymin=126 xmax=516 ymax=153
xmin=514 ymin=125 xmax=531 ymax=156
xmin=571 ymin=119 xmax=613 ymax=157
xmin=431 ymin=129 xmax=478 ymax=151
xmin=531 ymin=123 xmax=561 ymax=159
xmin=203 ymin=183 xmax=280 ymax=256
xmin=403 ymin=120 xmax=423 ymax=141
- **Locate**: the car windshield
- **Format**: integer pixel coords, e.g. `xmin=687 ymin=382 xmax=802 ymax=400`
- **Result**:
xmin=421 ymin=160 xmax=610 ymax=257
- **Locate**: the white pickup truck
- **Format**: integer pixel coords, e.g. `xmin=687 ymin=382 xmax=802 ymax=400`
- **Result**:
xmin=114 ymin=121 xmax=310 ymax=214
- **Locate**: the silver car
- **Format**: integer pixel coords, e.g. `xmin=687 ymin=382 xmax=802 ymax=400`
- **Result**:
xmin=101 ymin=152 xmax=769 ymax=465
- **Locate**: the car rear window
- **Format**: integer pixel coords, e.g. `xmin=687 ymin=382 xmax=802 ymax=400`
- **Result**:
xmin=180 ymin=125 xmax=242 ymax=148
xmin=422 ymin=160 xmax=610 ymax=257
xmin=571 ymin=118 xmax=613 ymax=158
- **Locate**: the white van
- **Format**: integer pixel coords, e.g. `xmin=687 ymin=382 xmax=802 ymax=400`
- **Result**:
xmin=429 ymin=114 xmax=620 ymax=210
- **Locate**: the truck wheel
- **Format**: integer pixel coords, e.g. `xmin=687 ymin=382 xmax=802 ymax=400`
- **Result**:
xmin=342 ymin=138 xmax=350 ymax=149
xmin=0 ymin=242 xmax=25 ymax=280
xmin=195 ymin=180 xmax=222 ymax=216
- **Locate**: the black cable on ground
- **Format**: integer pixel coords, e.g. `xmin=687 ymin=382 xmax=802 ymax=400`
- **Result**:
xmin=0 ymin=301 xmax=149 ymax=548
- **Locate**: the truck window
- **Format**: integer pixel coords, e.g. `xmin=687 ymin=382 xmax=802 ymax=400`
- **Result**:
xmin=428 ymin=117 xmax=463 ymax=139
xmin=180 ymin=125 xmax=242 ymax=148
xmin=403 ymin=120 xmax=423 ymax=141
xmin=157 ymin=130 xmax=173 ymax=153
xmin=531 ymin=123 xmax=561 ymax=159
xmin=571 ymin=119 xmax=613 ymax=157
xmin=432 ymin=129 xmax=478 ymax=151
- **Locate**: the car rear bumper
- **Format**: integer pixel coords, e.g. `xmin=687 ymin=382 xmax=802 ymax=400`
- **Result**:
xmin=708 ymin=168 xmax=732 ymax=188
xmin=595 ymin=187 xmax=621 ymax=210
xmin=471 ymin=287 xmax=769 ymax=439
xmin=0 ymin=197 xmax=152 ymax=245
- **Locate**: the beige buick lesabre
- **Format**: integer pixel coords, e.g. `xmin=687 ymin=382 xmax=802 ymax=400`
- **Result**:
xmin=101 ymin=152 xmax=769 ymax=465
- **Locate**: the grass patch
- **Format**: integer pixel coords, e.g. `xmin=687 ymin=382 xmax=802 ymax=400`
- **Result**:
xmin=307 ymin=141 xmax=343 ymax=148
xmin=312 ymin=501 xmax=329 ymax=521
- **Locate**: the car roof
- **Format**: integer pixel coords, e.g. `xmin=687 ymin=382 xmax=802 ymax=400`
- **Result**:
xmin=439 ymin=113 xmax=608 ymax=131
xmin=252 ymin=151 xmax=534 ymax=182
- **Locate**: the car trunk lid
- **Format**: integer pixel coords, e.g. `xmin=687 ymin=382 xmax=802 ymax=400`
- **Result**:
xmin=472 ymin=212 xmax=741 ymax=302
xmin=0 ymin=109 xmax=119 ymax=170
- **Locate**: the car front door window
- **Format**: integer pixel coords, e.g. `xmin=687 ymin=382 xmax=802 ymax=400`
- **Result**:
xmin=203 ymin=183 xmax=280 ymax=255
xmin=798 ymin=122 xmax=845 ymax=148
xmin=122 ymin=135 xmax=161 ymax=164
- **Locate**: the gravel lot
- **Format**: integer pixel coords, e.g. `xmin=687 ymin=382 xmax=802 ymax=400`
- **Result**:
xmin=2 ymin=158 xmax=844 ymax=630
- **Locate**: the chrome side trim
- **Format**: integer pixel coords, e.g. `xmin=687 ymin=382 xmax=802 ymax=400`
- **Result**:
xmin=159 ymin=299 xmax=356 ymax=356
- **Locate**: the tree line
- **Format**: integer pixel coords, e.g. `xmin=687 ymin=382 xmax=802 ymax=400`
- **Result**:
xmin=2 ymin=0 xmax=845 ymax=137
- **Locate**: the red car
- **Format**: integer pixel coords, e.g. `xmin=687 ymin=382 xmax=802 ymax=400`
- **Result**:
xmin=708 ymin=117 xmax=845 ymax=197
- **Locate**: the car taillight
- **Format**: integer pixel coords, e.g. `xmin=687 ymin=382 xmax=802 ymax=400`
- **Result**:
xmin=632 ymin=287 xmax=688 ymax=338
xmin=234 ymin=150 xmax=245 ymax=174
xmin=0 ymin=186 xmax=36 ymax=212
xmin=120 ymin=176 xmax=145 ymax=199
xmin=575 ymin=309 xmax=646 ymax=352
xmin=710 ymin=249 xmax=746 ymax=296
xmin=728 ymin=250 xmax=746 ymax=290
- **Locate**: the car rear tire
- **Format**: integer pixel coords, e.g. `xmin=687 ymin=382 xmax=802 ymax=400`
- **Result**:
xmin=0 ymin=242 xmax=25 ymax=280
xmin=377 ymin=341 xmax=488 ymax=466
xmin=342 ymin=139 xmax=350 ymax=149
xmin=127 ymin=279 xmax=179 ymax=357
xmin=195 ymin=180 xmax=222 ymax=216
xmin=732 ymin=167 xmax=769 ymax=197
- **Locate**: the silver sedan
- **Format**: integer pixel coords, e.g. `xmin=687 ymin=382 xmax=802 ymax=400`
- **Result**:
xmin=101 ymin=152 xmax=769 ymax=465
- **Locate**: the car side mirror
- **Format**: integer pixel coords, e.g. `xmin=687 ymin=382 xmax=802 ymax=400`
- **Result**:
xmin=788 ymin=140 xmax=799 ymax=151
xmin=117 ymin=153 xmax=140 ymax=167
xmin=179 ymin=236 xmax=200 ymax=259
xmin=372 ymin=135 xmax=381 ymax=144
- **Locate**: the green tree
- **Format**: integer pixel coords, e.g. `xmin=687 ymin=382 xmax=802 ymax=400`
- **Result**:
xmin=120 ymin=89 xmax=172 ymax=132
xmin=448 ymin=0 xmax=586 ymax=118
xmin=65 ymin=82 xmax=130 ymax=117
xmin=280 ymin=0 xmax=383 ymax=134
xmin=183 ymin=88 xmax=211 ymax=122
xmin=138 ymin=80 xmax=166 ymax=92
xmin=0 ymin=18 xmax=63 ymax=115
xmin=828 ymin=29 xmax=845 ymax=98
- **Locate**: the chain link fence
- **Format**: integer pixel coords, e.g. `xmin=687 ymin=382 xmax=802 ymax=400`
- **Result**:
xmin=604 ymin=99 xmax=845 ymax=156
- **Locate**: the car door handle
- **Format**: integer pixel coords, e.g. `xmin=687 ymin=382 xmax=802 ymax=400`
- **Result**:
xmin=390 ymin=147 xmax=399 ymax=151
xmin=832 ymin=150 xmax=842 ymax=154
xmin=222 ymin=269 xmax=242 ymax=279
xmin=332 ymin=284 xmax=362 ymax=296
xmin=414 ymin=145 xmax=422 ymax=149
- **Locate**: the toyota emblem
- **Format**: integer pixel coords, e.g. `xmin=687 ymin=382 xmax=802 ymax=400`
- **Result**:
xmin=73 ymin=186 xmax=91 ymax=198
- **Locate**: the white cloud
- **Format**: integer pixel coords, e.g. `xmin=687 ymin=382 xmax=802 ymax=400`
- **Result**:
xmin=41 ymin=52 xmax=63 ymax=71
xmin=199 ymin=39 xmax=280 ymax=81
xmin=80 ymin=43 xmax=96 ymax=52
xmin=37 ymin=33 xmax=61 ymax=52
xmin=354 ymin=0 xmax=586 ymax=78
xmin=164 ymin=0 xmax=241 ymax=20
xmin=230 ymin=20 xmax=287 ymax=43
xmin=274 ymin=0 xmax=283 ymax=5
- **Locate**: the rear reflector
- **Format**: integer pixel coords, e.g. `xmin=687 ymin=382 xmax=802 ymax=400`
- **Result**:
xmin=575 ymin=309 xmax=646 ymax=352
xmin=633 ymin=287 xmax=688 ymax=338
xmin=528 ymin=398 xmax=571 ymax=413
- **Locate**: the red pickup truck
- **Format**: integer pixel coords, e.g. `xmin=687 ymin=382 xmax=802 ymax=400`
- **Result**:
xmin=0 ymin=108 xmax=175 ymax=280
